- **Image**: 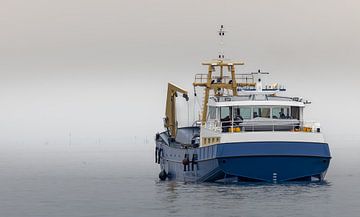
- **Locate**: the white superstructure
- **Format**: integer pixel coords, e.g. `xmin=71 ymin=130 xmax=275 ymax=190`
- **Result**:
xmin=198 ymin=74 xmax=323 ymax=147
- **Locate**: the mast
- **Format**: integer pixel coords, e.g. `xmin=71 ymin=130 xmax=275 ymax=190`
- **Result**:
xmin=218 ymin=24 xmax=225 ymax=60
xmin=193 ymin=25 xmax=254 ymax=124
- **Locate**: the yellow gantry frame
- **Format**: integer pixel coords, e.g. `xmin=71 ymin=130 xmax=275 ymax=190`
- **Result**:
xmin=193 ymin=60 xmax=255 ymax=124
xmin=165 ymin=83 xmax=189 ymax=139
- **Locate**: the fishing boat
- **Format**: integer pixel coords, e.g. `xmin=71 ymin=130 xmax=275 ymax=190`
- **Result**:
xmin=154 ymin=26 xmax=331 ymax=183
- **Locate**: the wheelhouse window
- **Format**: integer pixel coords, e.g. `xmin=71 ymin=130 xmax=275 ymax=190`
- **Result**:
xmin=220 ymin=106 xmax=231 ymax=121
xmin=253 ymin=107 xmax=270 ymax=118
xmin=216 ymin=105 xmax=299 ymax=126
xmin=208 ymin=106 xmax=217 ymax=120
xmin=233 ymin=107 xmax=251 ymax=120
xmin=216 ymin=105 xmax=302 ymax=133
xmin=272 ymin=107 xmax=291 ymax=119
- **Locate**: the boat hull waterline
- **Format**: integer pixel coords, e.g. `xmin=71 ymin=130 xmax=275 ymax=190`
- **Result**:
xmin=155 ymin=129 xmax=331 ymax=183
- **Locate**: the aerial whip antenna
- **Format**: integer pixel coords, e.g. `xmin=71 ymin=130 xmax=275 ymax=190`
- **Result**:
xmin=218 ymin=25 xmax=225 ymax=59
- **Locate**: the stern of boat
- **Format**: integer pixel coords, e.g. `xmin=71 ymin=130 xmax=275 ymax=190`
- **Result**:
xmin=215 ymin=140 xmax=331 ymax=182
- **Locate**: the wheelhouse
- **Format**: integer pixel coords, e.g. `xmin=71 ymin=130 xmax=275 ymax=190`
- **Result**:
xmin=207 ymin=99 xmax=306 ymax=132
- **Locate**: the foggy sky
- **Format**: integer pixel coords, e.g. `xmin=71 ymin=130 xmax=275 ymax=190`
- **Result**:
xmin=1 ymin=0 xmax=360 ymax=146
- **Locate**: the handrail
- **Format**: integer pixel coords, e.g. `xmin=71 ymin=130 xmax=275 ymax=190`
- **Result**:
xmin=204 ymin=120 xmax=321 ymax=133
xmin=194 ymin=73 xmax=255 ymax=84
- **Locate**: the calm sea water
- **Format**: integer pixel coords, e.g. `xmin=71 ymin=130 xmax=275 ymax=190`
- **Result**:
xmin=0 ymin=137 xmax=359 ymax=217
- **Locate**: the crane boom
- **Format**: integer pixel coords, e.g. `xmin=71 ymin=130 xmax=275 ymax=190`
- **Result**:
xmin=164 ymin=83 xmax=189 ymax=139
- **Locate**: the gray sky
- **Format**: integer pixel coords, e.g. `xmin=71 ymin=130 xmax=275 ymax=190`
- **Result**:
xmin=1 ymin=0 xmax=359 ymax=146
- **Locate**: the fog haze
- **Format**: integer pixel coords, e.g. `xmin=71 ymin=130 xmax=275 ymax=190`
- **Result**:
xmin=1 ymin=1 xmax=360 ymax=217
xmin=1 ymin=0 xmax=360 ymax=147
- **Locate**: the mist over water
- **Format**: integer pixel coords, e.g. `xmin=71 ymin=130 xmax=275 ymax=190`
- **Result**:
xmin=1 ymin=0 xmax=360 ymax=216
xmin=0 ymin=136 xmax=359 ymax=217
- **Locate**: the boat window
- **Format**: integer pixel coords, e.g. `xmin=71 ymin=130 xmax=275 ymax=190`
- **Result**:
xmin=233 ymin=107 xmax=251 ymax=120
xmin=240 ymin=107 xmax=252 ymax=119
xmin=253 ymin=107 xmax=270 ymax=118
xmin=291 ymin=106 xmax=299 ymax=120
xmin=220 ymin=106 xmax=231 ymax=121
xmin=272 ymin=107 xmax=290 ymax=119
xmin=208 ymin=106 xmax=217 ymax=120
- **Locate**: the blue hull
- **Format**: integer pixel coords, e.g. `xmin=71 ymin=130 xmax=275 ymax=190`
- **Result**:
xmin=156 ymin=135 xmax=331 ymax=183
xmin=217 ymin=141 xmax=330 ymax=182
xmin=218 ymin=156 xmax=329 ymax=182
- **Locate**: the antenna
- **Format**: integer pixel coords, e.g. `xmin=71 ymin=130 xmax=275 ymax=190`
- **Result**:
xmin=218 ymin=25 xmax=225 ymax=59
xmin=251 ymin=69 xmax=269 ymax=75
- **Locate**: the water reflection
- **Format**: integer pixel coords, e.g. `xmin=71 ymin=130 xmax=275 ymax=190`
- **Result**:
xmin=154 ymin=180 xmax=333 ymax=216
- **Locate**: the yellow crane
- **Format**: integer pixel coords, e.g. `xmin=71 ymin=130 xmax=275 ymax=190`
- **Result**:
xmin=164 ymin=82 xmax=189 ymax=139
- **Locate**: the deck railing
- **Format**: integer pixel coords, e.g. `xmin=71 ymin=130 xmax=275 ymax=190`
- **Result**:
xmin=204 ymin=120 xmax=320 ymax=133
xmin=194 ymin=74 xmax=254 ymax=84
